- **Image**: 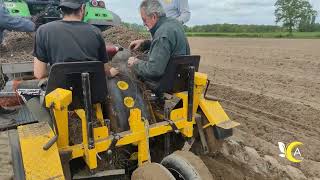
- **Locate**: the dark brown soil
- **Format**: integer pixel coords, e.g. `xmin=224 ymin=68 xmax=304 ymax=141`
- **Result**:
xmin=0 ymin=26 xmax=149 ymax=64
xmin=102 ymin=25 xmax=149 ymax=49
xmin=0 ymin=32 xmax=34 ymax=63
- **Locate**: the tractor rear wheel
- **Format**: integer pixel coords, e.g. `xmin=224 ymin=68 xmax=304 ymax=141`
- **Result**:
xmin=161 ymin=151 xmax=213 ymax=180
xmin=131 ymin=163 xmax=175 ymax=180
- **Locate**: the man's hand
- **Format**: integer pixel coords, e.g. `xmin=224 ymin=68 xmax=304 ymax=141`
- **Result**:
xmin=128 ymin=57 xmax=140 ymax=67
xmin=109 ymin=67 xmax=119 ymax=77
xmin=129 ymin=39 xmax=145 ymax=50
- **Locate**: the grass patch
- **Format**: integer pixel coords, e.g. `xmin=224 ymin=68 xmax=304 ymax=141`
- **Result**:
xmin=186 ymin=32 xmax=320 ymax=39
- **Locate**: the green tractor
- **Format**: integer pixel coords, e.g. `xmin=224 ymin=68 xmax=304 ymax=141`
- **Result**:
xmin=3 ymin=0 xmax=121 ymax=30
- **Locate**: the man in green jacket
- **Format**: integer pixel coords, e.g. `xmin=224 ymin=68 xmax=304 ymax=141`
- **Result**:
xmin=128 ymin=0 xmax=190 ymax=81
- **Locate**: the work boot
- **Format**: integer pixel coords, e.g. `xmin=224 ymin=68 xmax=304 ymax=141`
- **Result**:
xmin=0 ymin=106 xmax=17 ymax=115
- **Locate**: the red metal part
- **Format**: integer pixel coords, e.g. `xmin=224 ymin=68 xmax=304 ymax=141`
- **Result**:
xmin=0 ymin=80 xmax=23 ymax=107
xmin=106 ymin=45 xmax=119 ymax=59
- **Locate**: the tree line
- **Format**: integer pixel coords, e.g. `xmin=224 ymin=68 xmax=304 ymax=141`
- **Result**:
xmin=184 ymin=23 xmax=320 ymax=33
xmin=124 ymin=0 xmax=319 ymax=33
xmin=185 ymin=24 xmax=283 ymax=33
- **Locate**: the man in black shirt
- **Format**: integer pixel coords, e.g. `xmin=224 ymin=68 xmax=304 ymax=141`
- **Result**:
xmin=33 ymin=0 xmax=118 ymax=79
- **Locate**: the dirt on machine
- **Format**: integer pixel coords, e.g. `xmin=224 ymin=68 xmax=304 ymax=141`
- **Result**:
xmin=0 ymin=23 xmax=240 ymax=179
xmin=1 ymin=20 xmax=319 ymax=178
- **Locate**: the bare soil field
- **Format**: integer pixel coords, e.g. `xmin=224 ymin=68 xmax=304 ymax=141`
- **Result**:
xmin=189 ymin=37 xmax=320 ymax=179
xmin=1 ymin=31 xmax=319 ymax=179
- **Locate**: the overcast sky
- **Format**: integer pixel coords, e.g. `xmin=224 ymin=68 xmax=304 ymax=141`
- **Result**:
xmin=106 ymin=0 xmax=320 ymax=26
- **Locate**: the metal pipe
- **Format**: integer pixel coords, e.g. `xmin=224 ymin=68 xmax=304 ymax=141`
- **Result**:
xmin=187 ymin=66 xmax=195 ymax=122
xmin=164 ymin=107 xmax=171 ymax=156
xmin=43 ymin=106 xmax=59 ymax=150
xmin=204 ymin=94 xmax=220 ymax=101
xmin=82 ymin=73 xmax=95 ymax=149
xmin=204 ymin=79 xmax=210 ymax=99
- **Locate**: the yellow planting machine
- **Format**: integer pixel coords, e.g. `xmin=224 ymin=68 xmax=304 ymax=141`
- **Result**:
xmin=6 ymin=54 xmax=239 ymax=179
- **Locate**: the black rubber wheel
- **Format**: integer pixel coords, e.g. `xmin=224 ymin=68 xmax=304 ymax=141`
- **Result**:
xmin=161 ymin=151 xmax=213 ymax=180
xmin=131 ymin=163 xmax=175 ymax=180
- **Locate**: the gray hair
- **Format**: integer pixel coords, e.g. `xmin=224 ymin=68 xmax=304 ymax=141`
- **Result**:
xmin=140 ymin=0 xmax=166 ymax=18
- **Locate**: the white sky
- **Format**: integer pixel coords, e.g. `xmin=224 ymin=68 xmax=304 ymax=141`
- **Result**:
xmin=105 ymin=0 xmax=320 ymax=26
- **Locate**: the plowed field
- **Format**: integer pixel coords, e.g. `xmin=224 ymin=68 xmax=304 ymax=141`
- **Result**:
xmin=189 ymin=37 xmax=320 ymax=180
xmin=1 ymin=32 xmax=319 ymax=180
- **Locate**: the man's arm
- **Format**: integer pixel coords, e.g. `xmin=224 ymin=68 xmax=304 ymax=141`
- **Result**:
xmin=34 ymin=57 xmax=47 ymax=79
xmin=96 ymin=31 xmax=119 ymax=77
xmin=133 ymin=37 xmax=171 ymax=79
xmin=0 ymin=6 xmax=35 ymax=32
xmin=177 ymin=0 xmax=191 ymax=24
xmin=129 ymin=39 xmax=151 ymax=51
xmin=33 ymin=27 xmax=49 ymax=79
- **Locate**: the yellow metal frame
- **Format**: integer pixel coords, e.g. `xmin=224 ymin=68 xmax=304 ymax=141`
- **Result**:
xmin=18 ymin=122 xmax=65 ymax=180
xmin=41 ymin=72 xmax=238 ymax=171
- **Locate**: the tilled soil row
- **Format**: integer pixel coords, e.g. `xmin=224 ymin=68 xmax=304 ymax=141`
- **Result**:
xmin=203 ymin=65 xmax=320 ymax=109
xmin=206 ymin=83 xmax=320 ymax=179
xmin=190 ymin=37 xmax=320 ymax=179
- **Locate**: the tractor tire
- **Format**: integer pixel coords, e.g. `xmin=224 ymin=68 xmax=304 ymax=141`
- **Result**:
xmin=131 ymin=163 xmax=175 ymax=180
xmin=201 ymin=112 xmax=223 ymax=154
xmin=161 ymin=151 xmax=213 ymax=180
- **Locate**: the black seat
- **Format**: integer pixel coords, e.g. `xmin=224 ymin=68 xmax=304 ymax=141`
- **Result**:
xmin=145 ymin=55 xmax=200 ymax=94
xmin=46 ymin=61 xmax=107 ymax=110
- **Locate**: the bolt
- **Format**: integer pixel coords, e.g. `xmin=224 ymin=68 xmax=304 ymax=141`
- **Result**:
xmin=107 ymin=150 xmax=112 ymax=155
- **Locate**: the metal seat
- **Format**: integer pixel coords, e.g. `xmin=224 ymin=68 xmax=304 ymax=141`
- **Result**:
xmin=145 ymin=55 xmax=200 ymax=94
xmin=46 ymin=61 xmax=107 ymax=110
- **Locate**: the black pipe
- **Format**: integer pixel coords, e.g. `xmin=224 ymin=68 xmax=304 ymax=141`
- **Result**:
xmin=82 ymin=73 xmax=94 ymax=149
xmin=187 ymin=66 xmax=195 ymax=122
xmin=204 ymin=79 xmax=210 ymax=99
